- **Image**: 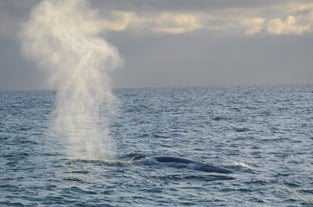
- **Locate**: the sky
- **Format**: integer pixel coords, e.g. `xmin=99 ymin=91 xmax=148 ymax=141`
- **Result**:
xmin=0 ymin=0 xmax=313 ymax=90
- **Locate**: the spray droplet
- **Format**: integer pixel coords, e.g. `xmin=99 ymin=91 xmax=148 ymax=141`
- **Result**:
xmin=21 ymin=0 xmax=121 ymax=159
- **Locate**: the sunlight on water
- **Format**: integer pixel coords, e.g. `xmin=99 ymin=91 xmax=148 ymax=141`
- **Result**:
xmin=20 ymin=0 xmax=121 ymax=159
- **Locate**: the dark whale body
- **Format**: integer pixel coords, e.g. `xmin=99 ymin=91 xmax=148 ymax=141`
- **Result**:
xmin=141 ymin=156 xmax=233 ymax=174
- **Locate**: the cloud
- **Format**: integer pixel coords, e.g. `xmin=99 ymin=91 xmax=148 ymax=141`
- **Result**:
xmin=266 ymin=15 xmax=310 ymax=35
xmin=0 ymin=0 xmax=38 ymax=39
xmin=243 ymin=15 xmax=311 ymax=36
xmin=99 ymin=1 xmax=313 ymax=36
xmin=1 ymin=0 xmax=313 ymax=40
xmin=241 ymin=2 xmax=313 ymax=35
xmin=102 ymin=12 xmax=142 ymax=32
xmin=242 ymin=18 xmax=266 ymax=35
xmin=101 ymin=12 xmax=203 ymax=34
xmin=0 ymin=11 xmax=22 ymax=39
xmin=153 ymin=13 xmax=202 ymax=34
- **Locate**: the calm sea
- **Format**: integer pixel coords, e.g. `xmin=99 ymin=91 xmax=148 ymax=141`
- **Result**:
xmin=1 ymin=85 xmax=313 ymax=206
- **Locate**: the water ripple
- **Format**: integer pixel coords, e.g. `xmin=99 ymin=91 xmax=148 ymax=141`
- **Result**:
xmin=1 ymin=86 xmax=313 ymax=206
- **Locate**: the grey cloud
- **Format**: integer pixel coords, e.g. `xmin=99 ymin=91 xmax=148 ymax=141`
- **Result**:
xmin=95 ymin=1 xmax=313 ymax=36
xmin=0 ymin=0 xmax=312 ymax=91
xmin=0 ymin=0 xmax=37 ymax=15
xmin=0 ymin=39 xmax=48 ymax=91
xmin=0 ymin=0 xmax=38 ymax=39
xmin=0 ymin=0 xmax=48 ymax=90
xmin=92 ymin=0 xmax=305 ymax=12
xmin=108 ymin=32 xmax=313 ymax=88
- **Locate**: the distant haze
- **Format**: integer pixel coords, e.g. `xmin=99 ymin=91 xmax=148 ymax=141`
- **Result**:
xmin=0 ymin=0 xmax=313 ymax=90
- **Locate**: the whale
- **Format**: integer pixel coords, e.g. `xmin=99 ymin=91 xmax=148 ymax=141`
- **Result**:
xmin=139 ymin=156 xmax=233 ymax=174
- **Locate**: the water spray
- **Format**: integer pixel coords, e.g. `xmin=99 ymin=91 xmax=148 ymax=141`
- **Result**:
xmin=21 ymin=0 xmax=121 ymax=159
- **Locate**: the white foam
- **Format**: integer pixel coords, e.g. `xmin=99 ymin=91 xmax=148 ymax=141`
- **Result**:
xmin=232 ymin=162 xmax=254 ymax=171
xmin=141 ymin=157 xmax=158 ymax=165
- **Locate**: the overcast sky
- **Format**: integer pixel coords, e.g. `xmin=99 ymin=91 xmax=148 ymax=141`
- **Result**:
xmin=0 ymin=0 xmax=313 ymax=90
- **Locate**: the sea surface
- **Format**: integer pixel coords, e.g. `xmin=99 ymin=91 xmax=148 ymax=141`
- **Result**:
xmin=1 ymin=85 xmax=313 ymax=206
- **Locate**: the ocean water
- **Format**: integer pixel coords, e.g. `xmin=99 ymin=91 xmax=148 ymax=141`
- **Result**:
xmin=1 ymin=85 xmax=313 ymax=206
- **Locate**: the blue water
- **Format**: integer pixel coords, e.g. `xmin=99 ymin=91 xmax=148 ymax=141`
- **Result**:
xmin=1 ymin=85 xmax=313 ymax=206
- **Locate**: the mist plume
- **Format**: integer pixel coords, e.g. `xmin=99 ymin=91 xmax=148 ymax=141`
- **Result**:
xmin=21 ymin=0 xmax=121 ymax=159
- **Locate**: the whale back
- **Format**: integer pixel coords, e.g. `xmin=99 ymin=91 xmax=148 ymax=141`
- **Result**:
xmin=146 ymin=156 xmax=233 ymax=174
xmin=154 ymin=156 xmax=194 ymax=164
